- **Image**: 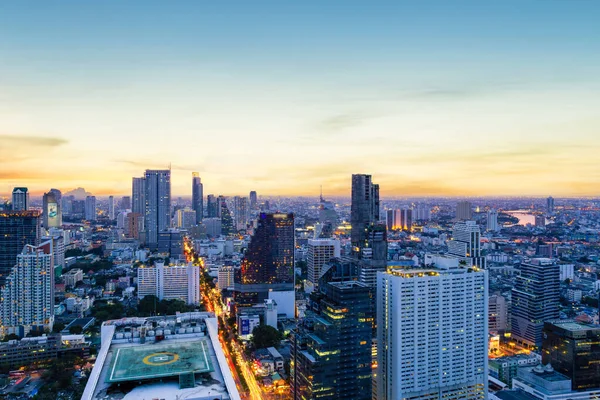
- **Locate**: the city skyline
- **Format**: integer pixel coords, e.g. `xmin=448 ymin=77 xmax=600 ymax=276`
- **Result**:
xmin=2 ymin=1 xmax=600 ymax=197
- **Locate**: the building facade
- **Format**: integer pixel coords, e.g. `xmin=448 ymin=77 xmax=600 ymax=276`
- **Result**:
xmin=351 ymin=174 xmax=380 ymax=253
xmin=447 ymin=220 xmax=485 ymax=268
xmin=11 ymin=187 xmax=29 ymax=211
xmin=192 ymin=172 xmax=203 ymax=224
xmin=306 ymin=238 xmax=341 ymax=292
xmin=376 ymin=266 xmax=488 ymax=400
xmin=85 ymin=196 xmax=97 ymax=221
xmin=0 ymin=210 xmax=41 ymax=287
xmin=137 ymin=262 xmax=200 ymax=305
xmin=144 ymin=169 xmax=171 ymax=249
xmin=43 ymin=190 xmax=62 ymax=228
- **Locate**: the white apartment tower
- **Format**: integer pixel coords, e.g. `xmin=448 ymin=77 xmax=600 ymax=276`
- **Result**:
xmin=0 ymin=241 xmax=55 ymax=337
xmin=486 ymin=209 xmax=499 ymax=232
xmin=306 ymin=238 xmax=341 ymax=292
xmin=377 ymin=266 xmax=488 ymax=400
xmin=447 ymin=220 xmax=485 ymax=268
xmin=137 ymin=262 xmax=200 ymax=305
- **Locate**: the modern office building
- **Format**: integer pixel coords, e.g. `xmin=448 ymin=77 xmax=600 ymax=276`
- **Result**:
xmin=487 ymin=209 xmax=499 ymax=232
xmin=137 ymin=261 xmax=200 ymax=305
xmin=206 ymin=194 xmax=218 ymax=218
xmin=120 ymin=195 xmax=131 ymax=210
xmin=291 ymin=263 xmax=372 ymax=400
xmin=351 ymin=174 xmax=380 ymax=252
xmin=85 ymin=196 xmax=97 ymax=221
xmin=0 ymin=210 xmax=41 ymax=287
xmin=305 ymin=238 xmax=341 ymax=292
xmin=249 ymin=191 xmax=258 ymax=209
xmin=386 ymin=209 xmax=394 ymax=231
xmin=108 ymin=195 xmax=115 ymax=220
xmin=376 ymin=265 xmax=488 ymax=400
xmin=0 ymin=241 xmax=54 ymax=337
xmin=547 ymin=196 xmax=555 ymax=213
xmin=447 ymin=220 xmax=485 ymax=268
xmin=144 ymin=169 xmax=171 ymax=249
xmin=542 ymin=320 xmax=600 ymax=391
xmin=217 ymin=265 xmax=235 ymax=291
xmin=511 ymin=258 xmax=560 ymax=349
xmin=175 ymin=208 xmax=196 ymax=229
xmin=43 ymin=190 xmax=62 ymax=228
xmin=131 ymin=177 xmax=146 ymax=215
xmin=203 ymin=217 xmax=222 ymax=237
xmin=42 ymin=229 xmax=66 ymax=274
xmin=157 ymin=229 xmax=184 ymax=260
xmin=235 ymin=213 xmax=294 ymax=307
xmin=509 ymin=364 xmax=600 ymax=400
xmin=456 ymin=200 xmax=473 ymax=220
xmin=358 ymin=224 xmax=388 ymax=288
xmin=192 ymin=172 xmax=203 ymax=224
xmin=233 ymin=196 xmax=249 ymax=232
xmin=11 ymin=187 xmax=29 ymax=211
xmin=81 ymin=314 xmax=241 ymax=400
xmin=220 ymin=197 xmax=234 ymax=235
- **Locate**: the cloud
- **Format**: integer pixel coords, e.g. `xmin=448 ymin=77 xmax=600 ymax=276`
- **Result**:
xmin=0 ymin=134 xmax=68 ymax=147
xmin=317 ymin=113 xmax=370 ymax=132
xmin=114 ymin=159 xmax=204 ymax=172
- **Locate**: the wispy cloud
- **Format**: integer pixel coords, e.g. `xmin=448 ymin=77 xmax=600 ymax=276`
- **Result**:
xmin=0 ymin=134 xmax=68 ymax=147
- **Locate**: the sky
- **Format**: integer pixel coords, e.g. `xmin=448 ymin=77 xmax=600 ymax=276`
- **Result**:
xmin=1 ymin=1 xmax=599 ymax=198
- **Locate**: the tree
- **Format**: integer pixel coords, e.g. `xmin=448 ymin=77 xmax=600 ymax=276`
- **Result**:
xmin=69 ymin=325 xmax=84 ymax=334
xmin=52 ymin=322 xmax=66 ymax=333
xmin=2 ymin=333 xmax=20 ymax=342
xmin=251 ymin=325 xmax=282 ymax=349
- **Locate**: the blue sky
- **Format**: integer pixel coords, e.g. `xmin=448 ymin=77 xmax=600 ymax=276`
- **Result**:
xmin=1 ymin=1 xmax=599 ymax=196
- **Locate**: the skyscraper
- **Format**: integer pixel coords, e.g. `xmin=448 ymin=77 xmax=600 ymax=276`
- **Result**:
xmin=85 ymin=196 xmax=97 ymax=221
xmin=220 ymin=196 xmax=234 ymax=235
xmin=542 ymin=320 xmax=600 ymax=391
xmin=132 ymin=177 xmax=146 ymax=215
xmin=120 ymin=195 xmax=131 ymax=210
xmin=386 ymin=209 xmax=394 ymax=231
xmin=0 ymin=240 xmax=54 ymax=337
xmin=175 ymin=208 xmax=196 ymax=229
xmin=235 ymin=213 xmax=294 ymax=306
xmin=137 ymin=261 xmax=201 ymax=305
xmin=487 ymin=209 xmax=499 ymax=232
xmin=249 ymin=191 xmax=257 ymax=210
xmin=11 ymin=188 xmax=29 ymax=211
xmin=291 ymin=275 xmax=372 ymax=399
xmin=192 ymin=172 xmax=203 ymax=224
xmin=108 ymin=195 xmax=115 ymax=220
xmin=547 ymin=196 xmax=555 ymax=213
xmin=0 ymin=210 xmax=41 ymax=287
xmin=511 ymin=258 xmax=560 ymax=349
xmin=351 ymin=174 xmax=379 ymax=252
xmin=305 ymin=238 xmax=340 ymax=293
xmin=144 ymin=169 xmax=171 ymax=249
xmin=42 ymin=190 xmax=62 ymax=228
xmin=447 ymin=220 xmax=485 ymax=268
xmin=377 ymin=265 xmax=488 ymax=400
xmin=233 ymin=196 xmax=249 ymax=231
xmin=206 ymin=194 xmax=218 ymax=218
xmin=456 ymin=200 xmax=473 ymax=220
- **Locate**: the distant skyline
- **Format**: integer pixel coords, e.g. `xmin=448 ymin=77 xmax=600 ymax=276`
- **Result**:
xmin=1 ymin=1 xmax=599 ymax=197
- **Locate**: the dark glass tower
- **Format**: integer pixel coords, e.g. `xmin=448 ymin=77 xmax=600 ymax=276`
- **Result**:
xmin=351 ymin=174 xmax=379 ymax=254
xmin=291 ymin=260 xmax=372 ymax=400
xmin=144 ymin=169 xmax=171 ymax=249
xmin=220 ymin=197 xmax=234 ymax=236
xmin=192 ymin=172 xmax=203 ymax=224
xmin=511 ymin=259 xmax=560 ymax=349
xmin=0 ymin=210 xmax=41 ymax=287
xmin=235 ymin=213 xmax=294 ymax=306
xmin=542 ymin=320 xmax=600 ymax=391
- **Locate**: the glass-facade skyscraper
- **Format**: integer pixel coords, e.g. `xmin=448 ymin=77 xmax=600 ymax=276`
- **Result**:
xmin=144 ymin=169 xmax=171 ymax=249
xmin=350 ymin=174 xmax=379 ymax=254
xmin=0 ymin=210 xmax=41 ymax=287
xmin=11 ymin=188 xmax=29 ymax=211
xmin=192 ymin=172 xmax=203 ymax=224
xmin=234 ymin=212 xmax=294 ymax=306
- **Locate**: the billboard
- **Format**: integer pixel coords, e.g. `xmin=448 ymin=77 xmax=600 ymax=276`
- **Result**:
xmin=47 ymin=203 xmax=58 ymax=220
xmin=241 ymin=318 xmax=250 ymax=335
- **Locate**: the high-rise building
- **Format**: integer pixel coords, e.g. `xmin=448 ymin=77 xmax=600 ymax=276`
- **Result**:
xmin=125 ymin=212 xmax=144 ymax=240
xmin=235 ymin=213 xmax=294 ymax=306
xmin=61 ymin=195 xmax=74 ymax=216
xmin=192 ymin=172 xmax=203 ymax=224
xmin=203 ymin=217 xmax=222 ymax=237
xmin=306 ymin=238 xmax=341 ymax=292
xmin=386 ymin=209 xmax=394 ymax=231
xmin=542 ymin=320 xmax=600 ymax=391
xmin=175 ymin=208 xmax=196 ymax=229
xmin=0 ymin=241 xmax=54 ymax=337
xmin=71 ymin=199 xmax=85 ymax=217
xmin=489 ymin=294 xmax=508 ymax=333
xmin=108 ymin=196 xmax=115 ymax=220
xmin=206 ymin=194 xmax=218 ymax=218
xmin=120 ymin=196 xmax=131 ymax=210
xmin=395 ymin=208 xmax=412 ymax=231
xmin=0 ymin=210 xmax=41 ymax=287
xmin=511 ymin=258 xmax=560 ymax=349
xmin=132 ymin=177 xmax=146 ymax=215
xmin=144 ymin=169 xmax=171 ymax=249
xmin=487 ymin=209 xmax=499 ymax=232
xmin=220 ymin=196 xmax=234 ymax=235
xmin=291 ymin=276 xmax=372 ymax=399
xmin=233 ymin=196 xmax=249 ymax=231
xmin=447 ymin=220 xmax=485 ymax=268
xmin=43 ymin=190 xmax=62 ymax=228
xmin=42 ymin=229 xmax=66 ymax=274
xmin=11 ymin=188 xmax=29 ymax=211
xmin=547 ymin=196 xmax=555 ymax=213
xmin=351 ymin=174 xmax=380 ymax=252
xmin=358 ymin=224 xmax=387 ymax=288
xmin=535 ymin=214 xmax=546 ymax=228
xmin=85 ymin=196 xmax=97 ymax=221
xmin=217 ymin=266 xmax=236 ymax=291
xmin=249 ymin=191 xmax=257 ymax=210
xmin=413 ymin=204 xmax=431 ymax=221
xmin=137 ymin=261 xmax=200 ymax=305
xmin=456 ymin=200 xmax=473 ymax=220
xmin=377 ymin=265 xmax=488 ymax=400
xmin=157 ymin=229 xmax=184 ymax=260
